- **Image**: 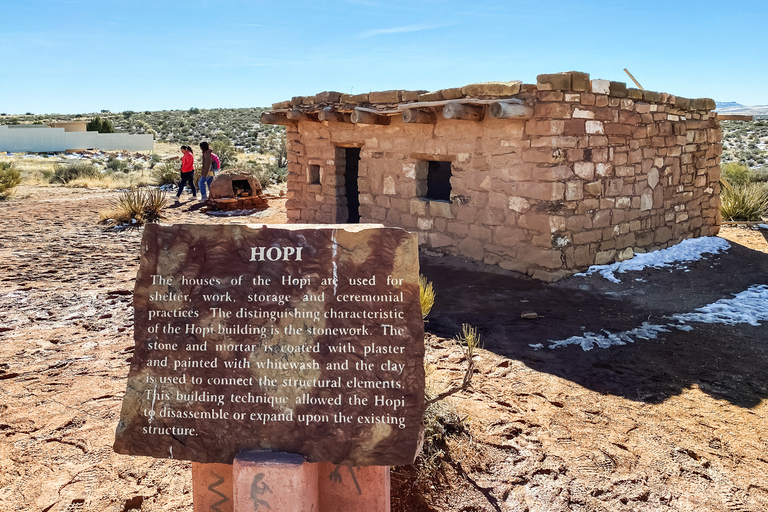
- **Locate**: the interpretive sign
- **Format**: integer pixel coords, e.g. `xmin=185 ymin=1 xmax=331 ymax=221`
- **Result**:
xmin=113 ymin=224 xmax=425 ymax=466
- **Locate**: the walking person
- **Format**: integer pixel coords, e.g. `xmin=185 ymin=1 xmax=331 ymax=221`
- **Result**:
xmin=176 ymin=145 xmax=196 ymax=203
xmin=198 ymin=141 xmax=215 ymax=201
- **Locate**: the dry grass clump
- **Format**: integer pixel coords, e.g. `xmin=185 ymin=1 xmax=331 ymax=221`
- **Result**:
xmin=51 ymin=161 xmax=99 ymax=184
xmin=0 ymin=162 xmax=22 ymax=199
xmin=720 ymin=179 xmax=768 ymax=221
xmin=419 ymin=274 xmax=435 ymax=320
xmin=99 ymin=187 xmax=168 ymax=227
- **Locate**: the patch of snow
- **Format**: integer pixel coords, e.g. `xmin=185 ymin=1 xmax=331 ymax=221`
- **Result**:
xmin=206 ymin=209 xmax=262 ymax=217
xmin=548 ymin=322 xmax=671 ymax=351
xmin=672 ymin=285 xmax=768 ymax=327
xmin=548 ymin=284 xmax=768 ymax=351
xmin=579 ymin=237 xmax=731 ymax=283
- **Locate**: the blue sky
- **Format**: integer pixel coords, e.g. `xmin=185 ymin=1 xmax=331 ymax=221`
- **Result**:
xmin=2 ymin=0 xmax=767 ymax=114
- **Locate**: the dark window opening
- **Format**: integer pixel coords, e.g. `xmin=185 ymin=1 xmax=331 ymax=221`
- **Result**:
xmin=231 ymin=179 xmax=252 ymax=197
xmin=345 ymin=148 xmax=360 ymax=223
xmin=308 ymin=165 xmax=320 ymax=184
xmin=426 ymin=161 xmax=452 ymax=201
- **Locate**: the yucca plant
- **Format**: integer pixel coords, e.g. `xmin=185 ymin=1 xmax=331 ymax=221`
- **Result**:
xmin=720 ymin=179 xmax=768 ymax=221
xmin=100 ymin=187 xmax=168 ymax=226
xmin=151 ymin=161 xmax=179 ymax=186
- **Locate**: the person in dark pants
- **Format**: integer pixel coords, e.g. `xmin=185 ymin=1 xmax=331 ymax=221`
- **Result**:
xmin=176 ymin=145 xmax=196 ymax=203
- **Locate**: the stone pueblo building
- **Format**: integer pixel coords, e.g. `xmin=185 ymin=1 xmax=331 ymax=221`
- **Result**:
xmin=262 ymin=71 xmax=722 ymax=281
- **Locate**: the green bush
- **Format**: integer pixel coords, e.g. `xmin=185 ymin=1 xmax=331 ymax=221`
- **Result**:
xmin=151 ymin=161 xmax=179 ymax=186
xmin=106 ymin=157 xmax=129 ymax=173
xmin=51 ymin=161 xmax=100 ymax=184
xmin=210 ymin=137 xmax=237 ymax=169
xmin=0 ymin=162 xmax=22 ymax=198
xmin=721 ymin=162 xmax=751 ymax=186
xmin=239 ymin=161 xmax=286 ymax=189
xmin=86 ymin=116 xmax=114 ymax=133
xmin=720 ymin=182 xmax=768 ymax=221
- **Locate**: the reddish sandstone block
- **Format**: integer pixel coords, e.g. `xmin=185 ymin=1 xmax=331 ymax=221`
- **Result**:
xmin=318 ymin=464 xmax=390 ymax=512
xmin=193 ymin=463 xmax=234 ymax=512
xmin=233 ymin=453 xmax=319 ymax=512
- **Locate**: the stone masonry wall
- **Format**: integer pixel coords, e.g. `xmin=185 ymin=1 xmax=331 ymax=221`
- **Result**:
xmin=279 ymin=71 xmax=722 ymax=281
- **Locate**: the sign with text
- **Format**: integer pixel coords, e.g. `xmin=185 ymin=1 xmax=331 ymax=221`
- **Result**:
xmin=113 ymin=224 xmax=425 ymax=466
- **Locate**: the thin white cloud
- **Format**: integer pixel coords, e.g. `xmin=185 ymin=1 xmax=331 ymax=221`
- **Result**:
xmin=357 ymin=23 xmax=452 ymax=39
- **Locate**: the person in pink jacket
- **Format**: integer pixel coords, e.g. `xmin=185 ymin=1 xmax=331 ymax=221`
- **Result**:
xmin=175 ymin=145 xmax=197 ymax=203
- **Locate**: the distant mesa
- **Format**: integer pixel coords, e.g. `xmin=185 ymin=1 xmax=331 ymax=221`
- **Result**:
xmin=716 ymin=101 xmax=768 ymax=116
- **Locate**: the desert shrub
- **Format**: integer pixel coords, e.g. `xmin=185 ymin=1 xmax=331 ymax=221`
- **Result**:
xmin=720 ymin=181 xmax=768 ymax=221
xmin=419 ymin=275 xmax=435 ymax=320
xmin=86 ymin=116 xmax=114 ymax=133
xmin=99 ymin=187 xmax=168 ymax=226
xmin=0 ymin=162 xmax=22 ymax=198
xmin=210 ymin=137 xmax=237 ymax=169
xmin=151 ymin=161 xmax=179 ymax=186
xmin=51 ymin=161 xmax=100 ymax=184
xmin=721 ymin=162 xmax=751 ymax=186
xmin=750 ymin=166 xmax=768 ymax=182
xmin=106 ymin=157 xmax=129 ymax=173
xmin=418 ymin=397 xmax=469 ymax=477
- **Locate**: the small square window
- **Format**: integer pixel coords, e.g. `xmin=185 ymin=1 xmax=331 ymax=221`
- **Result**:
xmin=425 ymin=161 xmax=452 ymax=201
xmin=308 ymin=165 xmax=320 ymax=184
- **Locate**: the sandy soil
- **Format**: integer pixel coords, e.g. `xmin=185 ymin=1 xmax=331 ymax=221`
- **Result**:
xmin=1 ymin=185 xmax=766 ymax=512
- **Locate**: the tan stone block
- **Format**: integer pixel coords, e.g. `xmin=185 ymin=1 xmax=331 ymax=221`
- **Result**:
xmin=565 ymin=93 xmax=581 ymax=102
xmin=462 ymin=81 xmax=521 ymax=97
xmin=591 ymin=79 xmax=610 ymax=95
xmin=575 ymin=198 xmax=600 ymax=214
xmin=506 ymin=181 xmax=565 ymax=201
xmin=573 ymin=244 xmax=592 ymax=267
xmin=446 ymin=221 xmax=469 ymax=236
xmin=589 ymin=135 xmax=609 ymax=147
xmin=619 ymin=111 xmax=642 ymax=124
xmin=584 ymin=181 xmax=602 ymax=196
xmin=525 ymin=119 xmax=565 ymax=136
xmin=456 ymin=207 xmax=476 ymax=223
xmin=566 ymin=214 xmax=592 ymax=230
xmin=478 ymin=208 xmax=505 ymax=226
xmin=537 ymin=73 xmax=571 ymax=91
xmin=272 ymin=100 xmax=292 ymax=110
xmin=401 ymin=90 xmax=427 ymax=102
xmin=429 ymin=201 xmax=454 ymax=218
xmin=533 ymin=164 xmax=573 ymax=181
xmin=565 ymin=180 xmax=583 ymax=201
xmin=580 ymin=93 xmax=596 ymax=106
xmin=568 ymin=71 xmax=590 ymax=91
xmin=468 ymin=224 xmax=492 ymax=241
xmin=574 ymin=161 xmax=595 ymax=180
xmin=593 ymin=209 xmax=611 ymax=228
xmin=573 ymin=108 xmax=595 ymax=119
xmin=533 ymin=102 xmax=572 ymax=120
xmin=369 ymin=90 xmax=402 ymax=103
xmin=439 ymin=87 xmax=464 ymax=100
xmin=627 ymin=88 xmax=643 ymax=99
xmin=595 ymin=95 xmax=609 ymax=107
xmin=459 ymin=238 xmax=485 ymax=260
xmin=493 ymin=225 xmax=526 ymax=246
xmin=434 ymin=217 xmax=447 ymax=232
xmin=517 ymin=246 xmax=563 ymax=269
xmin=417 ymin=91 xmax=443 ymax=102
xmin=539 ymin=91 xmax=565 ymax=102
xmin=585 ymin=120 xmax=604 ymax=134
xmin=595 ymin=249 xmax=616 ymax=265
xmin=573 ymin=230 xmax=602 ymax=245
xmin=291 ymin=96 xmax=305 ymax=106
xmin=428 ymin=232 xmax=455 ymax=248
xmin=608 ymin=82 xmax=627 ymax=97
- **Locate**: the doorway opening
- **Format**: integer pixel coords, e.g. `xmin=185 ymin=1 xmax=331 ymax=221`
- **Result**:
xmin=344 ymin=147 xmax=361 ymax=223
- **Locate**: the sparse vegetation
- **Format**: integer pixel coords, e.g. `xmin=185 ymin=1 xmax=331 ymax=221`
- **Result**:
xmin=86 ymin=116 xmax=114 ymax=133
xmin=0 ymin=162 xmax=22 ymax=198
xmin=151 ymin=161 xmax=179 ymax=186
xmin=51 ymin=161 xmax=100 ymax=184
xmin=720 ymin=180 xmax=768 ymax=221
xmin=99 ymin=187 xmax=168 ymax=226
xmin=419 ymin=274 xmax=435 ymax=320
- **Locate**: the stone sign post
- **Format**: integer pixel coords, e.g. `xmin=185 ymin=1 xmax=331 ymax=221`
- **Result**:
xmin=114 ymin=223 xmax=425 ymax=478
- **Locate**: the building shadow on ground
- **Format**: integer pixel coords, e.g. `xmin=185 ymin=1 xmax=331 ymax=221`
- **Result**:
xmin=419 ymin=242 xmax=768 ymax=409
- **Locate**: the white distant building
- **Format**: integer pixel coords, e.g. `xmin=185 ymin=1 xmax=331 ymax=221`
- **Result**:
xmin=0 ymin=122 xmax=153 ymax=152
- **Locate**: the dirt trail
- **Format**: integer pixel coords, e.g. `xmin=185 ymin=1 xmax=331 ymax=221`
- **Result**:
xmin=1 ymin=185 xmax=767 ymax=512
